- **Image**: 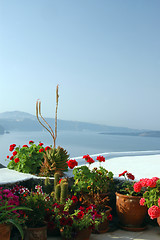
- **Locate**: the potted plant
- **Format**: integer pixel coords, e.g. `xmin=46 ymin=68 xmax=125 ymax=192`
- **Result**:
xmin=19 ymin=185 xmax=54 ymax=240
xmin=116 ymin=170 xmax=147 ymax=231
xmin=133 ymin=177 xmax=160 ymax=225
xmin=53 ymin=198 xmax=105 ymax=240
xmin=7 ymin=141 xmax=45 ymax=174
xmin=0 ymin=187 xmax=31 ymax=240
xmin=72 ymin=154 xmax=114 ymax=203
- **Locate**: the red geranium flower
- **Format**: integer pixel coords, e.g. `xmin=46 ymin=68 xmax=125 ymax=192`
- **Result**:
xmin=29 ymin=140 xmax=34 ymax=144
xmin=39 ymin=143 xmax=44 ymax=146
xmin=45 ymin=146 xmax=51 ymax=151
xmin=71 ymin=195 xmax=78 ymax=204
xmin=22 ymin=145 xmax=28 ymax=148
xmin=13 ymin=151 xmax=17 ymax=156
xmin=10 ymin=156 xmax=14 ymax=160
xmin=7 ymin=155 xmax=9 ymax=159
xmin=9 ymin=145 xmax=15 ymax=151
xmin=66 ymin=217 xmax=73 ymax=226
xmin=126 ymin=172 xmax=135 ymax=180
xmin=118 ymin=170 xmax=127 ymax=177
xmin=148 ymin=205 xmax=160 ymax=219
xmin=67 ymin=159 xmax=78 ymax=169
xmin=77 ymin=211 xmax=84 ymax=219
xmin=107 ymin=214 xmax=112 ymax=221
xmin=96 ymin=155 xmax=105 ymax=162
xmin=14 ymin=158 xmax=20 ymax=163
xmin=39 ymin=148 xmax=44 ymax=153
xmin=83 ymin=154 xmax=95 ymax=164
xmin=133 ymin=182 xmax=142 ymax=192
xmin=60 ymin=217 xmax=68 ymax=226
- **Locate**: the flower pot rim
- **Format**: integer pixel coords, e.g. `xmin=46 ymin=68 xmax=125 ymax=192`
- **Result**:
xmin=115 ymin=192 xmax=142 ymax=199
xmin=26 ymin=225 xmax=47 ymax=230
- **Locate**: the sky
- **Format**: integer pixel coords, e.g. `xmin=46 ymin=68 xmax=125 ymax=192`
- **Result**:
xmin=0 ymin=0 xmax=160 ymax=130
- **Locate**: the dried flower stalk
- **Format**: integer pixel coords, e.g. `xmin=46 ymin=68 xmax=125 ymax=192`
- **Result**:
xmin=36 ymin=85 xmax=59 ymax=148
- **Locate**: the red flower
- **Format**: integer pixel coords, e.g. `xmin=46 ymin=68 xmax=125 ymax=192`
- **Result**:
xmin=86 ymin=157 xmax=95 ymax=164
xmin=9 ymin=145 xmax=15 ymax=151
xmin=83 ymin=154 xmax=95 ymax=164
xmin=148 ymin=205 xmax=160 ymax=219
xmin=71 ymin=195 xmax=78 ymax=204
xmin=139 ymin=198 xmax=145 ymax=206
xmin=10 ymin=156 xmax=14 ymax=160
xmin=67 ymin=159 xmax=78 ymax=169
xmin=7 ymin=155 xmax=9 ymax=159
xmin=107 ymin=214 xmax=112 ymax=221
xmin=60 ymin=217 xmax=68 ymax=225
xmin=118 ymin=170 xmax=127 ymax=177
xmin=45 ymin=146 xmax=51 ymax=151
xmin=66 ymin=217 xmax=73 ymax=226
xmin=133 ymin=182 xmax=142 ymax=192
xmin=77 ymin=211 xmax=84 ymax=219
xmin=22 ymin=145 xmax=28 ymax=148
xmin=126 ymin=172 xmax=135 ymax=180
xmin=39 ymin=143 xmax=44 ymax=146
xmin=39 ymin=148 xmax=44 ymax=153
xmin=29 ymin=140 xmax=34 ymax=144
xmin=79 ymin=206 xmax=85 ymax=211
xmin=14 ymin=158 xmax=20 ymax=163
xmin=96 ymin=155 xmax=105 ymax=162
xmin=13 ymin=151 xmax=17 ymax=156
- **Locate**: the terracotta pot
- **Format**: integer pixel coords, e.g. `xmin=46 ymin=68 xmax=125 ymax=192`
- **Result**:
xmin=75 ymin=228 xmax=92 ymax=240
xmin=93 ymin=206 xmax=112 ymax=234
xmin=25 ymin=225 xmax=47 ymax=240
xmin=60 ymin=227 xmax=92 ymax=240
xmin=116 ymin=192 xmax=147 ymax=231
xmin=157 ymin=217 xmax=160 ymax=226
xmin=0 ymin=224 xmax=11 ymax=240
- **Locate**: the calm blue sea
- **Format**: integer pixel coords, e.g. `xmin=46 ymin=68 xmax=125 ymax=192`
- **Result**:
xmin=1 ymin=130 xmax=160 ymax=167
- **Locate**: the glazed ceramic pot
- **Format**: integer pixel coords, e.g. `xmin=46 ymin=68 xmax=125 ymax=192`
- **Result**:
xmin=116 ymin=192 xmax=147 ymax=231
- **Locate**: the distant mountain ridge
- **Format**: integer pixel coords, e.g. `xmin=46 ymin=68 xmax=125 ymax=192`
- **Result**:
xmin=0 ymin=111 xmax=160 ymax=138
xmin=0 ymin=110 xmax=139 ymax=133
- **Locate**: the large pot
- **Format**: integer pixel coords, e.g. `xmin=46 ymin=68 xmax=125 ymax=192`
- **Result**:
xmin=116 ymin=192 xmax=147 ymax=231
xmin=24 ymin=225 xmax=47 ymax=240
xmin=0 ymin=224 xmax=11 ymax=240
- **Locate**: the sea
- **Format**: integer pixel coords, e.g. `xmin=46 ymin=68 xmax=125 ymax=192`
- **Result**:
xmin=1 ymin=130 xmax=160 ymax=167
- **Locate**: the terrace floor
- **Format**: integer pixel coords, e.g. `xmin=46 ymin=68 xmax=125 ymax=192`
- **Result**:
xmin=47 ymin=224 xmax=160 ymax=240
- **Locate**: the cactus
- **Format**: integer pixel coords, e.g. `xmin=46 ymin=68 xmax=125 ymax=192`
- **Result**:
xmin=60 ymin=182 xmax=68 ymax=204
xmin=55 ymin=184 xmax=61 ymax=202
xmin=39 ymin=147 xmax=69 ymax=176
xmin=54 ymin=172 xmax=60 ymax=191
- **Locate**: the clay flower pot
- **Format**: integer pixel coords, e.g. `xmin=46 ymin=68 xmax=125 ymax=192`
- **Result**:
xmin=93 ymin=206 xmax=112 ymax=234
xmin=116 ymin=192 xmax=147 ymax=231
xmin=24 ymin=225 xmax=47 ymax=240
xmin=0 ymin=224 xmax=11 ymax=240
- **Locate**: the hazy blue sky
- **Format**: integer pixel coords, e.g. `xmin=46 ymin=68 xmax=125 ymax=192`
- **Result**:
xmin=0 ymin=0 xmax=160 ymax=130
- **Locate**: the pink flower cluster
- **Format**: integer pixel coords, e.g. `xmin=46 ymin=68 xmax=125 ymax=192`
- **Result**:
xmin=148 ymin=205 xmax=160 ymax=219
xmin=0 ymin=187 xmax=20 ymax=216
xmin=133 ymin=177 xmax=159 ymax=193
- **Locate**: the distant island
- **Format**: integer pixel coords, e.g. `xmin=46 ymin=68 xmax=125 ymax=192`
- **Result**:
xmin=0 ymin=110 xmax=160 ymax=138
